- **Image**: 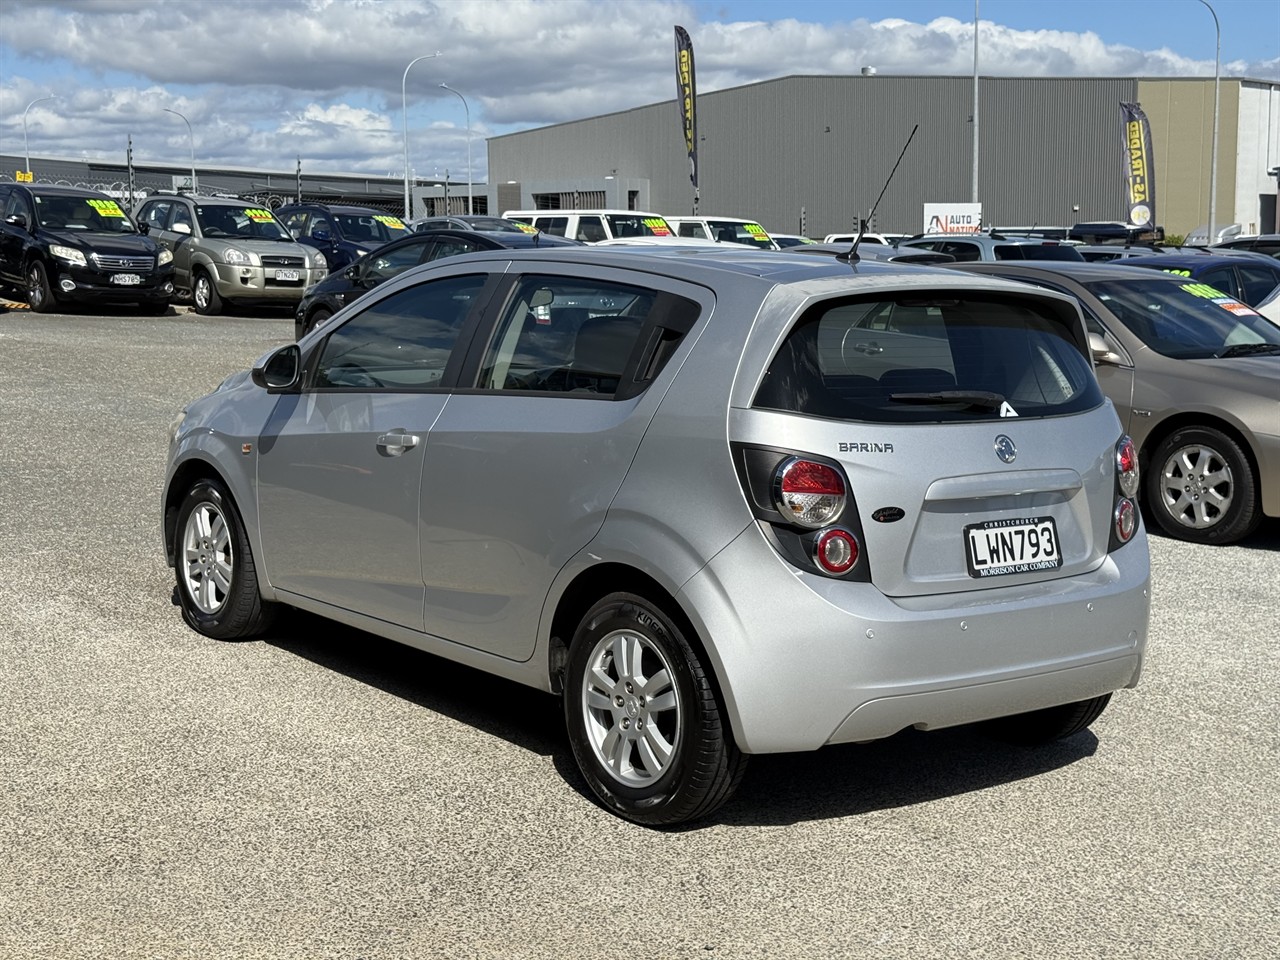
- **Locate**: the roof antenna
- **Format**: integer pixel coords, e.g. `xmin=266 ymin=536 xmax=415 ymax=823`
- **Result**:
xmin=838 ymin=123 xmax=918 ymax=264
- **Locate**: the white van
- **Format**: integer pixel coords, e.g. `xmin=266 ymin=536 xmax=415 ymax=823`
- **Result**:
xmin=667 ymin=215 xmax=780 ymax=250
xmin=502 ymin=209 xmax=674 ymax=243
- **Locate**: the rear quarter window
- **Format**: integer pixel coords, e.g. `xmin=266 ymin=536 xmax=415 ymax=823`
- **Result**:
xmin=753 ymin=294 xmax=1102 ymax=423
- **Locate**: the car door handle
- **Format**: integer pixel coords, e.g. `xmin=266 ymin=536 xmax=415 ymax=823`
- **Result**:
xmin=376 ymin=431 xmax=420 ymax=455
xmin=852 ymin=341 xmax=884 ymax=354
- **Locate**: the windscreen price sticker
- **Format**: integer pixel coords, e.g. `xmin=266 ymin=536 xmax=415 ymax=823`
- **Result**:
xmin=374 ymin=215 xmax=406 ymax=230
xmin=644 ymin=218 xmax=672 ymax=236
xmin=745 ymin=223 xmax=770 ymax=238
xmin=244 ymin=208 xmax=275 ymax=223
xmin=87 ymin=199 xmax=125 ymax=218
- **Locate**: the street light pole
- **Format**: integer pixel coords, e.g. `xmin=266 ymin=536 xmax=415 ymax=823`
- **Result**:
xmin=402 ymin=52 xmax=442 ymax=220
xmin=971 ymin=0 xmax=980 ymax=205
xmin=163 ymin=108 xmax=196 ymax=192
xmin=22 ymin=95 xmax=59 ymax=175
xmin=1198 ymin=0 xmax=1221 ymax=243
xmin=439 ymin=83 xmax=473 ymax=214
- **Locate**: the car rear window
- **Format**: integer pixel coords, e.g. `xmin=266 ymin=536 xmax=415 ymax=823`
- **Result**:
xmin=753 ymin=294 xmax=1102 ymax=423
xmin=995 ymin=244 xmax=1084 ymax=261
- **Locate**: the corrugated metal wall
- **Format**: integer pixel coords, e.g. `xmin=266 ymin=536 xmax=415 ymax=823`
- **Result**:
xmin=487 ymin=75 xmax=1141 ymax=238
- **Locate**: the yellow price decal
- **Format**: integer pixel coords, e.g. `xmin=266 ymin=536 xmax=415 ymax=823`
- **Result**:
xmin=374 ymin=215 xmax=406 ymax=229
xmin=1162 ymin=268 xmax=1193 ymax=278
xmin=244 ymin=208 xmax=275 ymax=222
xmin=644 ymin=218 xmax=672 ymax=236
xmin=1180 ymin=282 xmax=1228 ymax=300
xmin=516 ymin=222 xmax=538 ymax=234
xmin=87 ymin=199 xmax=125 ymax=217
xmin=745 ymin=223 xmax=770 ymax=238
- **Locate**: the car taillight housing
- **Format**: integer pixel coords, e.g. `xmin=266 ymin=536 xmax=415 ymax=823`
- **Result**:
xmin=733 ymin=445 xmax=869 ymax=581
xmin=773 ymin=457 xmax=846 ymax=528
xmin=1109 ymin=435 xmax=1141 ymax=551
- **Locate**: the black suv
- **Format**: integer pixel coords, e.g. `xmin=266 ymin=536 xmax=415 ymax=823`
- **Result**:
xmin=275 ymin=203 xmax=410 ymax=271
xmin=0 ymin=183 xmax=174 ymax=313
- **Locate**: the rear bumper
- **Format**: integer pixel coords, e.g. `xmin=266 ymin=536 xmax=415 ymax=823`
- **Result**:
xmin=678 ymin=523 xmax=1151 ymax=754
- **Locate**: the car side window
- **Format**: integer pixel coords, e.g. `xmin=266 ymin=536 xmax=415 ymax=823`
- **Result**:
xmin=477 ymin=275 xmax=665 ymax=397
xmin=575 ymin=217 xmax=607 ymax=242
xmin=171 ymin=203 xmax=193 ymax=231
xmin=425 ymin=237 xmax=479 ymax=260
xmin=1197 ymin=266 xmax=1237 ymax=299
xmin=309 ymin=218 xmax=333 ymax=240
xmin=362 ymin=240 xmax=432 ymax=283
xmin=1238 ymin=264 xmax=1280 ymax=304
xmin=4 ymin=188 xmax=31 ymax=221
xmin=281 ymin=211 xmax=308 ymax=239
xmin=678 ymin=222 xmax=709 ymax=239
xmin=940 ymin=241 xmax=981 ymax=262
xmin=313 ymin=274 xmax=486 ymax=391
xmin=533 ymin=217 xmax=568 ymax=237
xmin=141 ymin=201 xmax=172 ymax=231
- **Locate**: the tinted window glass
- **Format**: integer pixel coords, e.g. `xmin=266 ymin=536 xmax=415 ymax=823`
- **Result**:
xmin=534 ymin=216 xmax=568 ymax=236
xmin=34 ymin=194 xmax=138 ymax=233
xmin=361 ymin=240 xmax=431 ymax=282
xmin=1237 ymin=264 xmax=1280 ymax=304
xmin=314 ymin=274 xmax=485 ymax=390
xmin=754 ymin=296 xmax=1102 ymax=423
xmin=1197 ymin=266 xmax=1238 ymax=298
xmin=940 ymin=242 xmax=981 ymax=262
xmin=478 ymin=276 xmax=663 ymax=396
xmin=1087 ymin=279 xmax=1280 ymax=359
xmin=140 ymin=201 xmax=172 ymax=231
xmin=678 ymin=222 xmax=708 ymax=239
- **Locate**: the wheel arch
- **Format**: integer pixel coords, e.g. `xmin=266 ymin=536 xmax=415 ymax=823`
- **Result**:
xmin=1137 ymin=411 xmax=1260 ymax=491
xmin=163 ymin=458 xmax=227 ymax=567
xmin=546 ymin=562 xmax=739 ymax=745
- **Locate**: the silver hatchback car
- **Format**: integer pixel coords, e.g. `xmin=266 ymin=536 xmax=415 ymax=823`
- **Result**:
xmin=162 ymin=247 xmax=1151 ymax=826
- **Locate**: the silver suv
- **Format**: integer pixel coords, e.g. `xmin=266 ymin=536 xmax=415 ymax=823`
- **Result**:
xmin=136 ymin=194 xmax=328 ymax=314
xmin=162 ymin=247 xmax=1151 ymax=826
xmin=899 ymin=234 xmax=1085 ymax=262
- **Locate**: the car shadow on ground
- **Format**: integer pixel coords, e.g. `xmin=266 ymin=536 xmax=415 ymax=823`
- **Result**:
xmin=267 ymin=610 xmax=1100 ymax=828
xmin=1143 ymin=515 xmax=1280 ymax=551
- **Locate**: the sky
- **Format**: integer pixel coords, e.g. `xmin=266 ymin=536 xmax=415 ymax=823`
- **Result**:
xmin=1 ymin=0 xmax=1277 ymax=185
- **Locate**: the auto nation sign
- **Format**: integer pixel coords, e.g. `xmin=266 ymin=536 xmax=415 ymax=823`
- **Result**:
xmin=923 ymin=202 xmax=983 ymax=234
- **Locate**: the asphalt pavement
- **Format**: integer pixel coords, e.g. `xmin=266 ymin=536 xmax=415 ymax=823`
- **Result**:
xmin=1 ymin=306 xmax=1276 ymax=960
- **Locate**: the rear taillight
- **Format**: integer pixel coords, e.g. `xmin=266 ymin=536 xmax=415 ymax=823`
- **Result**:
xmin=1114 ymin=498 xmax=1137 ymax=543
xmin=774 ymin=457 xmax=846 ymax=527
xmin=814 ymin=528 xmax=859 ymax=574
xmin=733 ymin=445 xmax=869 ymax=581
xmin=1116 ymin=436 xmax=1139 ymax=497
xmin=1109 ymin=435 xmax=1141 ymax=551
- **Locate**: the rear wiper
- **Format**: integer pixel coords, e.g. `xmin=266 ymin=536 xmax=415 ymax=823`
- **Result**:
xmin=889 ymin=390 xmax=1007 ymax=411
xmin=1217 ymin=343 xmax=1280 ymax=358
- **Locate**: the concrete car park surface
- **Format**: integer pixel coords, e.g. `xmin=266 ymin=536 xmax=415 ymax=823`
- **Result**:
xmin=1 ymin=309 xmax=1277 ymax=959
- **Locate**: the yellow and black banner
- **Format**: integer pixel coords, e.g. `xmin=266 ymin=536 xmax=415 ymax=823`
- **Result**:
xmin=1120 ymin=101 xmax=1156 ymax=228
xmin=675 ymin=25 xmax=698 ymax=189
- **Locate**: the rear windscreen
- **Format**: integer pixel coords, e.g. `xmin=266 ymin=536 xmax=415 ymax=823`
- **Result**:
xmin=753 ymin=295 xmax=1103 ymax=423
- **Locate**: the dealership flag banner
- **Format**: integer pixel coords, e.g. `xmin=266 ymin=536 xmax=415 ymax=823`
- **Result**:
xmin=1120 ymin=101 xmax=1156 ymax=228
xmin=675 ymin=25 xmax=699 ymax=192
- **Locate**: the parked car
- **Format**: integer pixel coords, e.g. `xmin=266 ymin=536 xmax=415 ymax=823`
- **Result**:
xmin=953 ymin=260 xmax=1280 ymax=544
xmin=163 ymin=245 xmax=1150 ymax=826
xmin=1211 ymin=234 xmax=1280 ymax=259
xmin=665 ymin=215 xmax=780 ymax=250
xmin=822 ymin=232 xmax=897 ymax=244
xmin=1114 ymin=253 xmax=1280 ymax=307
xmin=0 ymin=183 xmax=173 ymax=313
xmin=411 ymin=215 xmax=533 ymax=234
xmin=769 ymin=233 xmax=816 ymax=248
xmin=1069 ymin=222 xmax=1165 ymax=245
xmin=294 ymin=228 xmax=580 ymax=338
xmin=136 ymin=194 xmax=327 ymax=315
xmin=275 ymin=203 xmax=410 ymax=271
xmin=502 ymin=209 xmax=674 ymax=243
xmin=899 ymin=234 xmax=1084 ymax=262
xmin=788 ymin=241 xmax=956 ymax=264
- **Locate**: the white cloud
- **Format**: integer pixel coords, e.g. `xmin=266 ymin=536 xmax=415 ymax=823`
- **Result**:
xmin=1 ymin=0 xmax=1274 ymax=178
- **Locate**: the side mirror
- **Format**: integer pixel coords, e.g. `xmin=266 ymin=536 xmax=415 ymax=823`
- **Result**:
xmin=1088 ymin=332 xmax=1125 ymax=366
xmin=5 ymin=213 xmax=28 ymax=229
xmin=137 ymin=222 xmax=150 ymax=236
xmin=251 ymin=344 xmax=302 ymax=392
xmin=172 ymin=221 xmax=192 ymax=236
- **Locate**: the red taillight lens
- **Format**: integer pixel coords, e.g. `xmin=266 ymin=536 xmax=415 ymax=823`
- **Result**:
xmin=1116 ymin=436 xmax=1139 ymax=498
xmin=775 ymin=458 xmax=846 ymax=528
xmin=814 ymin=528 xmax=859 ymax=574
xmin=1114 ymin=498 xmax=1137 ymax=543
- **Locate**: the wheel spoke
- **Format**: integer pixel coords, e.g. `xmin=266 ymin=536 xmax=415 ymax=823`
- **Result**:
xmin=211 ymin=559 xmax=233 ymax=594
xmin=610 ymin=632 xmax=640 ymax=680
xmin=637 ymin=724 xmax=675 ymax=775
xmin=586 ymin=688 xmax=613 ymax=711
xmin=588 ymin=664 xmax=615 ymax=696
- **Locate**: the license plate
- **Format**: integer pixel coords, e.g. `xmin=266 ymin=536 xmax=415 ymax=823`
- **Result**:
xmin=111 ymin=273 xmax=141 ymax=285
xmin=274 ymin=269 xmax=300 ymax=281
xmin=965 ymin=516 xmax=1062 ymax=578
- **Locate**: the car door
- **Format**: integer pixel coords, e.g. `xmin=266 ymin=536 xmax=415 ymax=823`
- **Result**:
xmin=256 ymin=271 xmax=495 ymax=629
xmin=0 ymin=187 xmax=29 ymax=286
xmin=416 ymin=268 xmax=701 ymax=659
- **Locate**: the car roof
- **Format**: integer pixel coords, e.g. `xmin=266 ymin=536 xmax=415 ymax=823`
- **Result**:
xmin=23 ymin=183 xmax=116 ymax=198
xmin=949 ymin=259 xmax=1194 ymax=284
xmin=1117 ymin=253 xmax=1270 ymax=268
xmin=279 ymin=202 xmax=383 ymax=214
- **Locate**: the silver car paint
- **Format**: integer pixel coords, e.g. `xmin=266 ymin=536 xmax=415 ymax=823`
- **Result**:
xmin=165 ymin=247 xmax=1151 ymax=755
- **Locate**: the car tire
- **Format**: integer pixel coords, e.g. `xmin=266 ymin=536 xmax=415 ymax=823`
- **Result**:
xmin=192 ymin=269 xmax=223 ymax=316
xmin=985 ymin=694 xmax=1111 ymax=745
xmin=564 ymin=592 xmax=747 ymax=827
xmin=1146 ymin=426 xmax=1259 ymax=544
xmin=305 ymin=307 xmax=332 ymax=336
xmin=174 ymin=478 xmax=275 ymax=640
xmin=27 ymin=261 xmax=57 ymax=313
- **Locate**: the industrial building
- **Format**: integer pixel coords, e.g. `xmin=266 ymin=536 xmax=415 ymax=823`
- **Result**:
xmin=485 ymin=74 xmax=1280 ymax=240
